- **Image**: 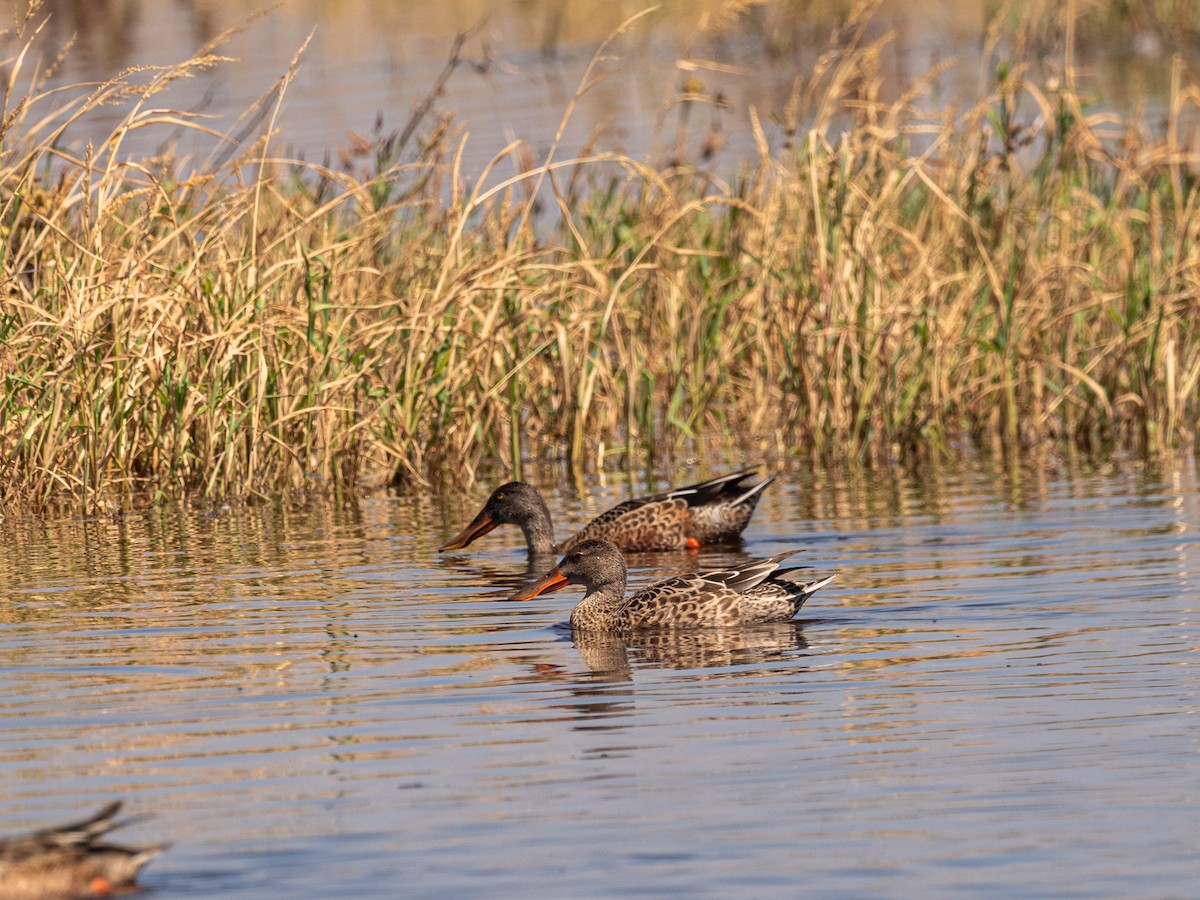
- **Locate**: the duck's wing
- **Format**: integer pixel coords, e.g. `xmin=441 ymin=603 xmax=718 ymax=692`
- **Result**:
xmin=684 ymin=473 xmax=776 ymax=543
xmin=614 ymin=550 xmax=807 ymax=629
xmin=1 ymin=802 xmax=124 ymax=862
xmin=650 ymin=467 xmax=765 ymax=505
xmin=562 ymin=468 xmax=775 ymax=553
xmin=561 ymin=496 xmax=690 ymax=552
xmin=692 ymin=549 xmax=804 ymax=593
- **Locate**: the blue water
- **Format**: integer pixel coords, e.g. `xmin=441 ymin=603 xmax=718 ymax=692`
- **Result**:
xmin=17 ymin=1 xmax=1189 ymax=176
xmin=1 ymin=459 xmax=1197 ymax=897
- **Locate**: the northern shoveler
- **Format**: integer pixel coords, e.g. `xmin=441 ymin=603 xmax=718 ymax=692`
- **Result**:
xmin=0 ymin=801 xmax=166 ymax=899
xmin=509 ymin=539 xmax=835 ymax=632
xmin=438 ymin=467 xmax=775 ymax=558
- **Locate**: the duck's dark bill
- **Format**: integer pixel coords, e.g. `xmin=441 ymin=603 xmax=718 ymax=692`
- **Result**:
xmin=439 ymin=511 xmax=498 ymax=551
xmin=509 ymin=569 xmax=569 ymax=601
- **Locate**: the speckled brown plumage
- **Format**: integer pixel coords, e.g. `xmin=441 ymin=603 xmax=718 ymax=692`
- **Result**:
xmin=439 ymin=468 xmax=775 ymax=558
xmin=0 ymin=801 xmax=166 ymax=899
xmin=510 ymin=539 xmax=836 ymax=633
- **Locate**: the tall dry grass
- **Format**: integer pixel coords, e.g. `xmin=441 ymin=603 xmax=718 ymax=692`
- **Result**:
xmin=2 ymin=1 xmax=1199 ymax=511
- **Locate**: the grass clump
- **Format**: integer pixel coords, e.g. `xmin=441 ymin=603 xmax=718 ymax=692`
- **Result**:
xmin=1 ymin=1 xmax=1199 ymax=511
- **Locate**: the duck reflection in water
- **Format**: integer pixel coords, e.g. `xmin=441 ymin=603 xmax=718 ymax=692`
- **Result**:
xmin=520 ymin=622 xmax=813 ymax=727
xmin=568 ymin=619 xmax=812 ymax=680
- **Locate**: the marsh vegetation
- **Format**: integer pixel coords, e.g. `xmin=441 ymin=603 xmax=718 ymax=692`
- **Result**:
xmin=2 ymin=0 xmax=1199 ymax=510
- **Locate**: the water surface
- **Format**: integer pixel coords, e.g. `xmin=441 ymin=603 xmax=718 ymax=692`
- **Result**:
xmin=15 ymin=0 xmax=1195 ymax=173
xmin=1 ymin=459 xmax=1196 ymax=896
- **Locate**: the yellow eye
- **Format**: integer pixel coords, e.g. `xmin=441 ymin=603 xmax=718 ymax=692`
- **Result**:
xmin=495 ymin=492 xmax=505 ymax=501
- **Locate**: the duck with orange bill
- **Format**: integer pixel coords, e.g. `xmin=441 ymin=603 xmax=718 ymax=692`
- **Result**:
xmin=510 ymin=539 xmax=835 ymax=633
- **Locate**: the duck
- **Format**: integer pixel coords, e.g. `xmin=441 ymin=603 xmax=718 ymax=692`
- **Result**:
xmin=509 ymin=539 xmax=835 ymax=632
xmin=439 ymin=467 xmax=775 ymax=558
xmin=0 ymin=801 xmax=166 ymax=899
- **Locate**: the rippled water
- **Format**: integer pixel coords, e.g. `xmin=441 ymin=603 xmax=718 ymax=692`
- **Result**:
xmin=1 ymin=459 xmax=1197 ymax=897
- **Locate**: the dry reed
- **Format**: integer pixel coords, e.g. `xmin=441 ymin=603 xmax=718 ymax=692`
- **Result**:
xmin=2 ymin=1 xmax=1199 ymax=511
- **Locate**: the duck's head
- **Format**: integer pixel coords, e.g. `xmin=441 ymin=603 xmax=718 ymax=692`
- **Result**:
xmin=509 ymin=539 xmax=628 ymax=600
xmin=439 ymin=482 xmax=548 ymax=551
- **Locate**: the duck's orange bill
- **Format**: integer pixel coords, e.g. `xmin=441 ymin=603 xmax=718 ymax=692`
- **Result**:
xmin=509 ymin=568 xmax=569 ymax=601
xmin=439 ymin=511 xmax=498 ymax=551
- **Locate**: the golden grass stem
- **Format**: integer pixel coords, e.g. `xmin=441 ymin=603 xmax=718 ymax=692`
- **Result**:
xmin=2 ymin=2 xmax=1199 ymax=510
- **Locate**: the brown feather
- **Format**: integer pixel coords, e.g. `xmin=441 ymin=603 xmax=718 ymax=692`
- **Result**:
xmin=0 ymin=802 xmax=166 ymax=899
xmin=441 ymin=468 xmax=776 ymax=558
xmin=512 ymin=540 xmax=835 ymax=633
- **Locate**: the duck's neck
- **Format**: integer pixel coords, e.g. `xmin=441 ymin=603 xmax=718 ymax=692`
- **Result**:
xmin=518 ymin=500 xmax=558 ymax=557
xmin=569 ymin=579 xmax=629 ymax=631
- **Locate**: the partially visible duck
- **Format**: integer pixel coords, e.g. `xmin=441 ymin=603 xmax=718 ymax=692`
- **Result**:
xmin=510 ymin=539 xmax=835 ymax=632
xmin=0 ymin=801 xmax=166 ymax=899
xmin=439 ymin=467 xmax=775 ymax=558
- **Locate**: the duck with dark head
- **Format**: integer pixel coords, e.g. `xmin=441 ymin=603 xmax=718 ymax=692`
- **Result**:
xmin=439 ymin=467 xmax=775 ymax=559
